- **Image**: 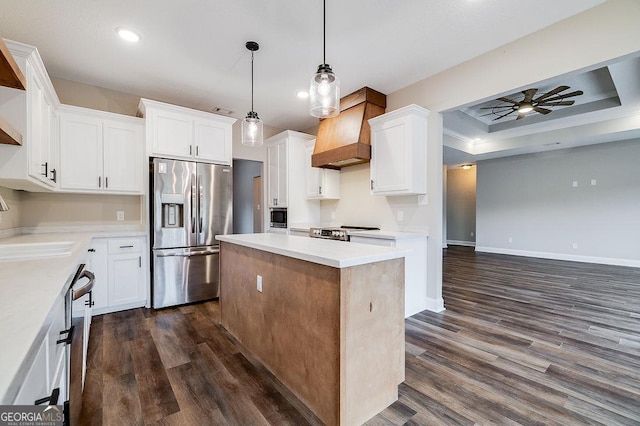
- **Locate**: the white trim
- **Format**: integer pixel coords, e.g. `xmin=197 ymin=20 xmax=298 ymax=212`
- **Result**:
xmin=424 ymin=297 xmax=446 ymax=313
xmin=475 ymin=246 xmax=640 ymax=268
xmin=447 ymin=240 xmax=476 ymax=247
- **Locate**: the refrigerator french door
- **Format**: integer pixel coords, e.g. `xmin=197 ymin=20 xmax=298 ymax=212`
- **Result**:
xmin=151 ymin=158 xmax=232 ymax=309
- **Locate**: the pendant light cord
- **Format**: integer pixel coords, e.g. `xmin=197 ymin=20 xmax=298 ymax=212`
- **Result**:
xmin=323 ymin=0 xmax=326 ymax=65
xmin=251 ymin=50 xmax=255 ymax=112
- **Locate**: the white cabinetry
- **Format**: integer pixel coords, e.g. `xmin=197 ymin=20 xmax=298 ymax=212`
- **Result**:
xmin=0 ymin=40 xmax=60 ymax=191
xmin=138 ymin=98 xmax=235 ymax=165
xmin=369 ymin=104 xmax=430 ymax=196
xmin=77 ymin=236 xmax=147 ymax=315
xmin=350 ymin=231 xmax=428 ymax=318
xmin=267 ymin=138 xmax=288 ymax=207
xmin=13 ymin=294 xmax=67 ymax=405
xmin=305 ymin=140 xmax=340 ymax=199
xmin=59 ymin=105 xmax=143 ymax=194
xmin=265 ymin=131 xmax=320 ymax=228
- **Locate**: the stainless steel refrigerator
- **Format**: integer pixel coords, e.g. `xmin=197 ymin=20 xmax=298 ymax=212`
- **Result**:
xmin=150 ymin=157 xmax=232 ymax=309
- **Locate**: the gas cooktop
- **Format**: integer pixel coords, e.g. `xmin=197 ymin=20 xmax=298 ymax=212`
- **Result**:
xmin=308 ymin=226 xmax=380 ymax=242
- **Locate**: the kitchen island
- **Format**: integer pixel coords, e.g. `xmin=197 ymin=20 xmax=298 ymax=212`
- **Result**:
xmin=215 ymin=233 xmax=407 ymax=426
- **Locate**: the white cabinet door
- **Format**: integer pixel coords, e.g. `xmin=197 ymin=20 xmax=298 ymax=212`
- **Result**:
xmin=305 ymin=140 xmax=340 ymax=200
xmin=103 ymin=120 xmax=142 ymax=192
xmin=151 ymin=109 xmax=193 ymax=159
xmin=194 ymin=118 xmax=232 ymax=165
xmin=60 ymin=114 xmax=103 ymax=191
xmin=108 ymin=253 xmax=145 ymax=307
xmin=369 ymin=105 xmax=429 ymax=196
xmin=267 ymin=141 xmax=285 ymax=207
xmin=151 ymin=111 xmax=194 ymax=158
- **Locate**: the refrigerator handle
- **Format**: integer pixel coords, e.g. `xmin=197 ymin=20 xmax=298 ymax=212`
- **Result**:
xmin=191 ymin=172 xmax=197 ymax=234
xmin=198 ymin=174 xmax=204 ymax=234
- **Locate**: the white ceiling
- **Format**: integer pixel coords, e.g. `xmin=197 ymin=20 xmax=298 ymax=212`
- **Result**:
xmin=0 ymin=0 xmax=604 ymax=133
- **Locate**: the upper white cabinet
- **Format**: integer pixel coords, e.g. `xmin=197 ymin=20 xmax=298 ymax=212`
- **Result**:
xmin=59 ymin=105 xmax=143 ymax=194
xmin=305 ymin=140 xmax=340 ymax=200
xmin=369 ymin=104 xmax=430 ymax=196
xmin=138 ymin=98 xmax=235 ymax=165
xmin=0 ymin=39 xmax=60 ymax=191
xmin=267 ymin=137 xmax=288 ymax=207
xmin=266 ymin=130 xmax=320 ymax=226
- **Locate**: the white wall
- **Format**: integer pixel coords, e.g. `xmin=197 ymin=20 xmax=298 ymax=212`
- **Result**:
xmin=476 ymin=139 xmax=640 ymax=267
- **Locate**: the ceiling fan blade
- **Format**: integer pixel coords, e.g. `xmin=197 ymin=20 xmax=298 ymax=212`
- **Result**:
xmin=533 ymin=107 xmax=552 ymax=115
xmin=516 ymin=112 xmax=527 ymax=120
xmin=479 ymin=105 xmax=513 ymax=110
xmin=533 ymin=85 xmax=570 ymax=102
xmin=537 ymin=100 xmax=575 ymax=107
xmin=541 ymin=90 xmax=584 ymax=102
xmin=493 ymin=110 xmax=515 ymax=121
xmin=522 ymin=88 xmax=538 ymax=103
xmin=496 ymin=97 xmax=520 ymax=105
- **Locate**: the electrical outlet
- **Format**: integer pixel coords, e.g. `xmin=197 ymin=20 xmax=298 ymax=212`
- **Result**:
xmin=397 ymin=210 xmax=404 ymax=221
xmin=116 ymin=211 xmax=125 ymax=221
xmin=508 ymin=237 xmax=513 ymax=243
xmin=591 ymin=179 xmax=597 ymax=186
xmin=257 ymin=275 xmax=263 ymax=292
xmin=470 ymin=232 xmax=474 ymax=237
xmin=572 ymin=243 xmax=578 ymax=249
xmin=572 ymin=181 xmax=578 ymax=188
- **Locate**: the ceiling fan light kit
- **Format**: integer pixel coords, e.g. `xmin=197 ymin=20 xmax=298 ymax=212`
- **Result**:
xmin=309 ymin=0 xmax=340 ymax=118
xmin=241 ymin=41 xmax=264 ymax=147
xmin=482 ymin=85 xmax=584 ymax=121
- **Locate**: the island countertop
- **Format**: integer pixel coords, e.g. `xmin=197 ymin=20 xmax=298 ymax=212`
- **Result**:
xmin=216 ymin=233 xmax=408 ymax=268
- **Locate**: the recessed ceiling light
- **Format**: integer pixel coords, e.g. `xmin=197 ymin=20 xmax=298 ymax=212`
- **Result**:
xmin=297 ymin=91 xmax=309 ymax=99
xmin=116 ymin=27 xmax=140 ymax=43
xmin=473 ymin=138 xmax=484 ymax=143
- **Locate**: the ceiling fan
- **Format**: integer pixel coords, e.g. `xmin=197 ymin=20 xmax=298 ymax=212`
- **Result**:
xmin=481 ymin=85 xmax=584 ymax=121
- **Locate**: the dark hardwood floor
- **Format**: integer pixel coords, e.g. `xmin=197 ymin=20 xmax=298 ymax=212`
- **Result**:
xmin=81 ymin=246 xmax=640 ymax=425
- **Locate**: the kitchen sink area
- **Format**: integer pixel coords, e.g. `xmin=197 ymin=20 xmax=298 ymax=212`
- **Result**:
xmin=0 ymin=240 xmax=77 ymax=260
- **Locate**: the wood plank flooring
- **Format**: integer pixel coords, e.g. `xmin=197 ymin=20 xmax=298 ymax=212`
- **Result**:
xmin=81 ymin=246 xmax=640 ymax=425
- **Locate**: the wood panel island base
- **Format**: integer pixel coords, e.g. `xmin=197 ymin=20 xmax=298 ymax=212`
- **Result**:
xmin=216 ymin=234 xmax=406 ymax=426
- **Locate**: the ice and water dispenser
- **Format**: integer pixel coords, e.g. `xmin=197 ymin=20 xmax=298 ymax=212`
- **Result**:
xmin=161 ymin=193 xmax=184 ymax=228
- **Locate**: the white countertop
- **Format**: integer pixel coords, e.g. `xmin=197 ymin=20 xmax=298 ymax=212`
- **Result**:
xmin=0 ymin=229 xmax=145 ymax=404
xmin=216 ymin=233 xmax=408 ymax=268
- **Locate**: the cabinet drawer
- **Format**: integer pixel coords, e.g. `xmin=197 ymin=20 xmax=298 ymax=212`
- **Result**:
xmin=108 ymin=238 xmax=143 ymax=254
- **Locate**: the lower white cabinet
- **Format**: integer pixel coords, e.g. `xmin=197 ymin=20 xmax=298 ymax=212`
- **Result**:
xmin=14 ymin=294 xmax=67 ymax=405
xmin=350 ymin=232 xmax=428 ymax=318
xmin=77 ymin=236 xmax=147 ymax=316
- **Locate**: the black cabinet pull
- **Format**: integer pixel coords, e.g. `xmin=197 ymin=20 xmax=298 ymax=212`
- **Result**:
xmin=88 ymin=248 xmax=96 ymax=252
xmin=50 ymin=168 xmax=57 ymax=183
xmin=35 ymin=387 xmax=59 ymax=406
xmin=41 ymin=162 xmax=48 ymax=177
xmin=119 ymin=245 xmax=134 ymax=249
xmin=56 ymin=325 xmax=75 ymax=345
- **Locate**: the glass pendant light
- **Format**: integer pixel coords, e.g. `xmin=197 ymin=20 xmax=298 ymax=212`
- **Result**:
xmin=242 ymin=41 xmax=263 ymax=146
xmin=309 ymin=0 xmax=340 ymax=118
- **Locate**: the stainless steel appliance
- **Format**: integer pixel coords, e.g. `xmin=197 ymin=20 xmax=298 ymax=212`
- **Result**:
xmin=150 ymin=158 xmax=232 ymax=309
xmin=309 ymin=225 xmax=379 ymax=241
xmin=269 ymin=207 xmax=287 ymax=228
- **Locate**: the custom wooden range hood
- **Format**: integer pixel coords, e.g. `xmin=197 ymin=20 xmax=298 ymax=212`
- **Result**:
xmin=312 ymin=87 xmax=386 ymax=169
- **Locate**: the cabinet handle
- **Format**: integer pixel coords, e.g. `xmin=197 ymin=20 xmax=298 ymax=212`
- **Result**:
xmin=319 ymin=185 xmax=322 ymax=195
xmin=119 ymin=245 xmax=134 ymax=248
xmin=105 ymin=176 xmax=109 ymax=188
xmin=50 ymin=168 xmax=57 ymax=183
xmin=370 ymin=179 xmax=374 ymax=190
xmin=35 ymin=387 xmax=60 ymax=406
xmin=88 ymin=248 xmax=95 ymax=252
xmin=98 ymin=176 xmax=102 ymax=188
xmin=41 ymin=162 xmax=48 ymax=177
xmin=189 ymin=145 xmax=193 ymax=156
xmin=196 ymin=146 xmax=199 ymax=156
xmin=56 ymin=325 xmax=75 ymax=345
xmin=139 ymin=256 xmax=142 ymax=268
xmin=85 ymin=291 xmax=94 ymax=307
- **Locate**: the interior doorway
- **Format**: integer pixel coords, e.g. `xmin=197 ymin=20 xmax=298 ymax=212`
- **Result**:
xmin=233 ymin=159 xmax=263 ymax=234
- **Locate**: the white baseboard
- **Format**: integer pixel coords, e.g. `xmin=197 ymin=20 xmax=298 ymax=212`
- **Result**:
xmin=475 ymin=246 xmax=640 ymax=268
xmin=424 ymin=297 xmax=446 ymax=313
xmin=447 ymin=240 xmax=476 ymax=247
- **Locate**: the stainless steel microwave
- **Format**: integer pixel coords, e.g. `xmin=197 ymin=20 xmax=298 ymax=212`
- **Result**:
xmin=270 ymin=208 xmax=287 ymax=228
